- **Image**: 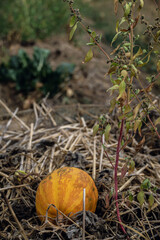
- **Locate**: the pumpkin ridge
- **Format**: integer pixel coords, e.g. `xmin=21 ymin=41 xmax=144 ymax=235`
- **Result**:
xmin=36 ymin=167 xmax=98 ymax=221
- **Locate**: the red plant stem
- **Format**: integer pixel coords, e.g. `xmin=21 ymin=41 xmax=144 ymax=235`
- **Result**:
xmin=114 ymin=118 xmax=128 ymax=237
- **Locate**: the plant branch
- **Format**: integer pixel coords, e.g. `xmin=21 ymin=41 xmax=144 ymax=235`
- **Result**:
xmin=114 ymin=118 xmax=129 ymax=238
xmin=69 ymin=4 xmax=111 ymax=60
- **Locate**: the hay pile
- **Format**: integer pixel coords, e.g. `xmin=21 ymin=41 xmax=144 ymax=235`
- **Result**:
xmin=0 ymin=99 xmax=160 ymax=239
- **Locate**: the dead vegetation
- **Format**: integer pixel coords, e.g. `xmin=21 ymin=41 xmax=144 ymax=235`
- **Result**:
xmin=0 ymin=98 xmax=160 ymax=240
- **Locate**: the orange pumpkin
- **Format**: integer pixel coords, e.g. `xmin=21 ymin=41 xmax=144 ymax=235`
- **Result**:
xmin=36 ymin=167 xmax=98 ymax=221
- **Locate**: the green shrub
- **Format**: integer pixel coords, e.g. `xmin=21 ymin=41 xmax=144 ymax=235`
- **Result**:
xmin=0 ymin=0 xmax=69 ymax=41
xmin=0 ymin=47 xmax=75 ymax=96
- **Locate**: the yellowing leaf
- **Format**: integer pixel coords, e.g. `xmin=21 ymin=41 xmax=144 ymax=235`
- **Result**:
xmin=69 ymin=22 xmax=77 ymax=40
xmin=133 ymin=47 xmax=143 ymax=60
xmin=104 ymin=124 xmax=111 ymax=142
xmin=111 ymin=32 xmax=120 ymax=46
xmin=107 ymin=85 xmax=119 ymax=92
xmin=84 ymin=48 xmax=93 ymax=63
xmin=116 ymin=20 xmax=119 ymax=33
xmin=124 ymin=104 xmax=131 ymax=114
xmin=155 ymin=117 xmax=160 ymax=126
xmin=133 ymin=102 xmax=141 ymax=119
xmin=148 ymin=194 xmax=154 ymax=208
xmin=139 ymin=0 xmax=144 ymax=9
xmin=134 ymin=119 xmax=141 ymax=133
xmin=128 ymin=160 xmax=135 ymax=174
xmin=137 ymin=191 xmax=145 ymax=207
xmin=109 ymin=98 xmax=116 ymax=113
xmin=117 ymin=80 xmax=126 ymax=100
xmin=157 ymin=60 xmax=160 ymax=72
xmin=93 ymin=124 xmax=99 ymax=136
xmin=121 ymin=70 xmax=128 ymax=79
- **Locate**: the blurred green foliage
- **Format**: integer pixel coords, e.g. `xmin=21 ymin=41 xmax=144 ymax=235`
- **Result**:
xmin=0 ymin=47 xmax=75 ymax=96
xmin=0 ymin=0 xmax=69 ymax=41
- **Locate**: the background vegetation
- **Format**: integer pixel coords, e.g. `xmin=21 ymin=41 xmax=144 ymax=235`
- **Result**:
xmin=0 ymin=0 xmax=159 ymax=94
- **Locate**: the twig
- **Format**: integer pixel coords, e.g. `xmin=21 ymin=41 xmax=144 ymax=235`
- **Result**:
xmin=3 ymin=193 xmax=29 ymax=240
xmin=0 ymin=99 xmax=30 ymax=130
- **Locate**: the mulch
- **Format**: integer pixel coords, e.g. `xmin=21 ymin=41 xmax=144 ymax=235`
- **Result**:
xmin=0 ymin=98 xmax=160 ymax=240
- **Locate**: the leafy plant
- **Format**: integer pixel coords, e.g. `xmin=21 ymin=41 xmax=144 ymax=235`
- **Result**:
xmin=64 ymin=0 xmax=160 ymax=237
xmin=0 ymin=47 xmax=75 ymax=96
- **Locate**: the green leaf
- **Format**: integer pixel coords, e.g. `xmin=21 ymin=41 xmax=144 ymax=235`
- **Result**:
xmin=119 ymin=17 xmax=126 ymax=26
xmin=111 ymin=32 xmax=120 ymax=46
xmin=128 ymin=193 xmax=133 ymax=202
xmin=124 ymin=3 xmax=131 ymax=17
xmin=141 ymin=179 xmax=151 ymax=190
xmin=131 ymin=64 xmax=138 ymax=75
xmin=137 ymin=191 xmax=145 ymax=207
xmin=84 ymin=48 xmax=93 ymax=63
xmin=69 ymin=15 xmax=76 ymax=27
xmin=148 ymin=194 xmax=154 ymax=208
xmin=91 ymin=31 xmax=97 ymax=38
xmin=104 ymin=124 xmax=111 ymax=142
xmin=69 ymin=22 xmax=78 ymax=40
xmin=93 ymin=124 xmax=99 ymax=136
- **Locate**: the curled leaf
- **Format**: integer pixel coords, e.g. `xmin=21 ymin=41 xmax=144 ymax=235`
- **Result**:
xmin=111 ymin=32 xmax=120 ymax=46
xmin=69 ymin=22 xmax=78 ymax=40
